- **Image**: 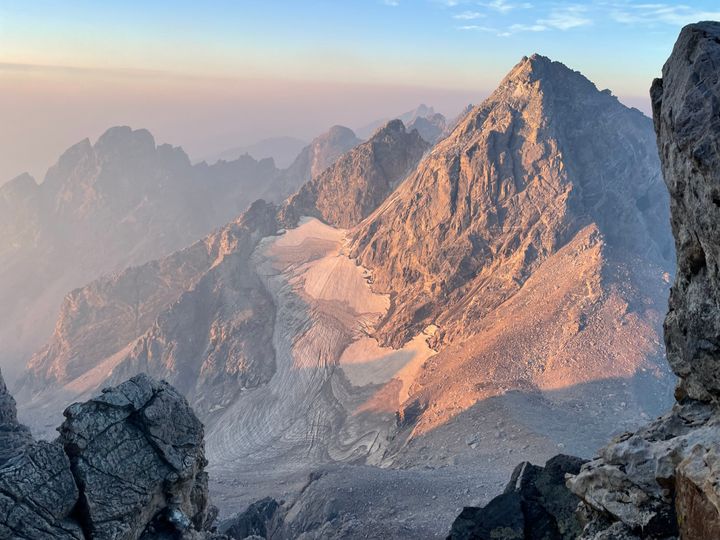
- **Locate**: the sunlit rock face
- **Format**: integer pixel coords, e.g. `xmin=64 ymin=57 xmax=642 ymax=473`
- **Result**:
xmin=279 ymin=119 xmax=429 ymax=228
xmin=348 ymin=54 xmax=674 ymax=442
xmin=567 ymin=21 xmax=720 ymax=539
xmin=352 ymin=54 xmax=673 ymax=350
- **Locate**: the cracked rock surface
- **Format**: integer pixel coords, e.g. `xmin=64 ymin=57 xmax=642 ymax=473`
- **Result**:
xmin=0 ymin=371 xmax=222 ymax=540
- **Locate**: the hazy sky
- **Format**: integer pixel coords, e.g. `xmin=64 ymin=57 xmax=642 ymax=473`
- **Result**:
xmin=2 ymin=0 xmax=719 ymax=182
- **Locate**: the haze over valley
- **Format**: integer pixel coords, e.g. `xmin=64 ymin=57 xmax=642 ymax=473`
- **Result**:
xmin=2 ymin=2 xmax=720 ymax=539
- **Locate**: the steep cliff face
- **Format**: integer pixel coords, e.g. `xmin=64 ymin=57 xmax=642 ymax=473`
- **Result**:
xmin=0 ymin=372 xmax=220 ymax=540
xmin=652 ymin=22 xmax=720 ymax=403
xmin=565 ymin=22 xmax=720 ymax=540
xmin=0 ymin=126 xmax=281 ymax=382
xmin=351 ymin=55 xmax=672 ymax=350
xmin=280 ymin=120 xmax=429 ymax=228
xmin=18 ymin=200 xmax=279 ymax=428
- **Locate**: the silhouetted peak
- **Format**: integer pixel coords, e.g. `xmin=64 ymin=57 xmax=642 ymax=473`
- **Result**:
xmin=1 ymin=172 xmax=37 ymax=195
xmin=94 ymin=126 xmax=156 ymax=157
xmin=324 ymin=125 xmax=358 ymax=142
xmin=377 ymin=118 xmax=406 ymax=136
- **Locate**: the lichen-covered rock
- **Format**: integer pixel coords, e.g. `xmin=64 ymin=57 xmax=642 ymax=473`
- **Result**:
xmin=58 ymin=373 xmax=212 ymax=540
xmin=651 ymin=21 xmax=720 ymax=402
xmin=447 ymin=454 xmax=586 ymax=540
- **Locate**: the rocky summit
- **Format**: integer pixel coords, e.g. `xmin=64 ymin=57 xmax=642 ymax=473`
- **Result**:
xmin=279 ymin=119 xmax=429 ymax=228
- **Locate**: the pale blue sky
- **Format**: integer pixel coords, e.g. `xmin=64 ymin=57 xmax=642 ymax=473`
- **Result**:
xmin=1 ymin=1 xmax=719 ymax=180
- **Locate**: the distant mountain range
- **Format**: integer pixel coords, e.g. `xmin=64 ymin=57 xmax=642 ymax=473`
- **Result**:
xmin=355 ymin=103 xmax=443 ymax=140
xmin=10 ymin=55 xmax=676 ymax=538
xmin=197 ymin=136 xmax=308 ymax=169
xmin=0 ymin=124 xmax=359 ymax=382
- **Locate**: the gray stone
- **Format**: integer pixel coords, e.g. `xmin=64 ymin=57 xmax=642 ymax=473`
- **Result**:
xmin=0 ymin=441 xmax=83 ymax=540
xmin=0 ymin=368 xmax=32 ymax=466
xmin=59 ymin=373 xmax=212 ymax=540
xmin=651 ymin=21 xmax=720 ymax=402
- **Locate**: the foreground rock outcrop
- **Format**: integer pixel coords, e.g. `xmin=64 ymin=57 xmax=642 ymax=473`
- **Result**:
xmin=653 ymin=21 xmax=720 ymax=403
xmin=567 ymin=21 xmax=720 ymax=539
xmin=448 ymin=455 xmax=586 ymax=540
xmin=0 ymin=372 xmax=220 ymax=539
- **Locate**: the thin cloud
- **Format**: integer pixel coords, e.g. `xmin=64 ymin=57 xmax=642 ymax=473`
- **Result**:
xmin=453 ymin=10 xmax=486 ymax=20
xmin=382 ymin=0 xmax=400 ymax=6
xmin=610 ymin=3 xmax=720 ymax=26
xmin=481 ymin=0 xmax=533 ymax=14
xmin=539 ymin=5 xmax=591 ymax=30
xmin=458 ymin=24 xmax=497 ymax=31
xmin=509 ymin=23 xmax=548 ymax=32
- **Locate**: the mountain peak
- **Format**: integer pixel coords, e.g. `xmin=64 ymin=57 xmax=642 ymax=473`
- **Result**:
xmin=506 ymin=53 xmax=576 ymax=82
xmin=378 ymin=118 xmax=406 ymax=135
xmin=323 ymin=125 xmax=358 ymax=143
xmin=94 ymin=126 xmax=156 ymax=157
xmin=280 ymin=117 xmax=428 ymax=228
xmin=1 ymin=172 xmax=37 ymax=196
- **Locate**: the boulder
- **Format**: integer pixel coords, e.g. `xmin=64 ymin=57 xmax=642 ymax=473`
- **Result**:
xmin=0 ymin=371 xmax=220 ymax=539
xmin=59 ymin=373 xmax=212 ymax=540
